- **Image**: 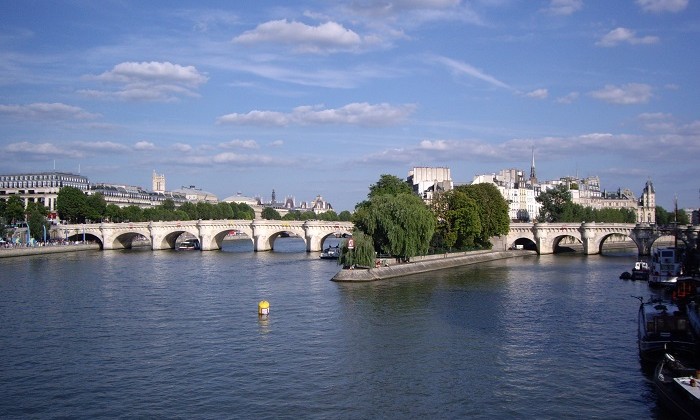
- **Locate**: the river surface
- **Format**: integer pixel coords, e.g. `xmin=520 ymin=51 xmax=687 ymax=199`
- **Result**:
xmin=0 ymin=238 xmax=678 ymax=419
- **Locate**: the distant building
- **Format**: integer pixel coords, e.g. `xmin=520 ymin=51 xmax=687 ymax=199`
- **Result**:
xmin=89 ymin=182 xmax=188 ymax=208
xmin=171 ymin=185 xmax=218 ymax=204
xmin=0 ymin=172 xmax=89 ymax=219
xmin=472 ymin=168 xmax=541 ymax=222
xmin=152 ymin=170 xmax=166 ymax=193
xmin=407 ymin=167 xmax=453 ymax=204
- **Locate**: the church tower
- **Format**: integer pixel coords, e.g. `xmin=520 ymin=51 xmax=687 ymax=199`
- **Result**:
xmin=638 ymin=179 xmax=656 ymax=223
xmin=528 ymin=147 xmax=537 ymax=185
xmin=152 ymin=170 xmax=166 ymax=193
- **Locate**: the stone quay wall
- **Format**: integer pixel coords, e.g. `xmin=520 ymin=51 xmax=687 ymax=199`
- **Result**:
xmin=0 ymin=243 xmax=101 ymax=259
xmin=332 ymin=249 xmax=538 ymax=282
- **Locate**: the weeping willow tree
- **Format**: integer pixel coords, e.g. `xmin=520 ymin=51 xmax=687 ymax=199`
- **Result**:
xmin=353 ymin=192 xmax=436 ymax=261
xmin=339 ymin=230 xmax=376 ymax=268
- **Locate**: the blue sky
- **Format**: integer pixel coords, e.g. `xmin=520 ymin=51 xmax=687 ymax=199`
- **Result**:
xmin=1 ymin=0 xmax=698 ymax=212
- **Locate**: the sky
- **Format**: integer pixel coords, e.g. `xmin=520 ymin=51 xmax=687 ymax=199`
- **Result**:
xmin=1 ymin=0 xmax=699 ymax=212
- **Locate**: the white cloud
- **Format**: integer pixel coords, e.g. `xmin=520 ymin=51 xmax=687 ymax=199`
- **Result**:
xmin=589 ymin=83 xmax=653 ymax=104
xmin=525 ymin=88 xmax=549 ymax=99
xmin=217 ymin=102 xmax=416 ymax=127
xmin=220 ymin=139 xmax=259 ymax=149
xmin=4 ymin=141 xmax=83 ymax=158
xmin=542 ymin=0 xmax=583 ymax=16
xmin=636 ymin=0 xmax=688 ymax=13
xmin=81 ymin=61 xmax=208 ymax=102
xmin=233 ymin=20 xmax=364 ymax=53
xmin=173 ymin=143 xmax=193 ymax=152
xmin=74 ymin=141 xmax=130 ymax=153
xmin=596 ymin=27 xmax=659 ymax=47
xmin=134 ymin=141 xmax=156 ymax=150
xmin=556 ymin=92 xmax=580 ymax=104
xmin=270 ymin=140 xmax=284 ymax=147
xmin=431 ymin=55 xmax=510 ymax=89
xmin=0 ymin=102 xmax=99 ymax=120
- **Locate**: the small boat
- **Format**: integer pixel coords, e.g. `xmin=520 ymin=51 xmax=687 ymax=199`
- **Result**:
xmin=637 ymin=297 xmax=696 ymax=364
xmin=320 ymin=245 xmax=341 ymax=260
xmin=653 ymin=353 xmax=700 ymax=419
xmin=632 ymin=260 xmax=650 ymax=281
xmin=649 ymin=247 xmax=683 ymax=288
xmin=620 ymin=271 xmax=632 ymax=280
xmin=178 ymin=238 xmax=200 ymax=250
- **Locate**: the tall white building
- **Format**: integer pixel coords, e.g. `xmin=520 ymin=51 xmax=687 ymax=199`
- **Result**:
xmin=472 ymin=168 xmax=541 ymax=221
xmin=407 ymin=167 xmax=453 ymax=204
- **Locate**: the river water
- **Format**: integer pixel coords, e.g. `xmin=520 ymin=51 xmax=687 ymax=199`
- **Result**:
xmin=0 ymin=238 xmax=677 ymax=419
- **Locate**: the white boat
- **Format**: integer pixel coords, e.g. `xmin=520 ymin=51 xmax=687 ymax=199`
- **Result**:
xmin=178 ymin=238 xmax=200 ymax=250
xmin=320 ymin=245 xmax=341 ymax=260
xmin=649 ymin=247 xmax=683 ymax=288
xmin=631 ymin=260 xmax=650 ymax=281
xmin=637 ymin=297 xmax=696 ymax=364
xmin=654 ymin=353 xmax=700 ymax=420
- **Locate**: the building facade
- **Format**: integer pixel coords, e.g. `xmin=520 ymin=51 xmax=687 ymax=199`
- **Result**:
xmin=407 ymin=167 xmax=453 ymax=205
xmin=0 ymin=172 xmax=89 ymax=218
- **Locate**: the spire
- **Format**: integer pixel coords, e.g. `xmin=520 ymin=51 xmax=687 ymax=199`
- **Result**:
xmin=529 ymin=146 xmax=537 ymax=184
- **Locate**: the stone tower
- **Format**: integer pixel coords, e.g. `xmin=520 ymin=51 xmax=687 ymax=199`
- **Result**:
xmin=638 ymin=179 xmax=656 ymax=224
xmin=152 ymin=170 xmax=166 ymax=193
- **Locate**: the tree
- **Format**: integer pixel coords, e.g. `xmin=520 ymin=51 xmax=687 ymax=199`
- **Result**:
xmin=261 ymin=207 xmax=282 ymax=220
xmin=85 ymin=192 xmax=107 ymax=222
xmin=536 ymin=184 xmax=572 ymax=222
xmin=232 ymin=202 xmax=255 ymax=220
xmin=105 ymin=204 xmax=123 ymax=222
xmin=179 ymin=202 xmax=198 ymax=220
xmin=339 ymin=230 xmax=375 ymax=268
xmin=4 ymin=195 xmax=25 ymax=225
xmin=26 ymin=203 xmax=49 ymax=242
xmin=459 ymin=183 xmax=510 ymax=246
xmin=57 ymin=186 xmax=88 ymax=223
xmin=368 ymin=174 xmax=412 ymax=198
xmin=338 ymin=210 xmax=352 ymax=221
xmin=353 ymin=191 xmax=435 ymax=260
xmin=159 ymin=198 xmax=176 ymax=212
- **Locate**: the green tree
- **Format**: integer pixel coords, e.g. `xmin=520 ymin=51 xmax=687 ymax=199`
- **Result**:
xmin=121 ymin=205 xmax=144 ymax=222
xmin=4 ymin=195 xmax=25 ymax=224
xmin=232 ymin=202 xmax=255 ymax=220
xmin=57 ymin=186 xmax=88 ymax=223
xmin=338 ymin=210 xmax=352 ymax=221
xmin=26 ymin=203 xmax=49 ymax=242
xmin=85 ymin=192 xmax=107 ymax=222
xmin=261 ymin=207 xmax=282 ymax=220
xmin=179 ymin=202 xmax=198 ymax=220
xmin=459 ymin=183 xmax=510 ymax=246
xmin=159 ymin=198 xmax=176 ymax=212
xmin=339 ymin=230 xmax=376 ymax=268
xmin=536 ymin=184 xmax=572 ymax=222
xmin=368 ymin=174 xmax=412 ymax=198
xmin=196 ymin=202 xmax=216 ymax=220
xmin=216 ymin=202 xmax=234 ymax=219
xmin=282 ymin=210 xmax=301 ymax=220
xmin=317 ymin=210 xmax=339 ymax=221
xmin=105 ymin=204 xmax=123 ymax=222
xmin=354 ymin=191 xmax=435 ymax=260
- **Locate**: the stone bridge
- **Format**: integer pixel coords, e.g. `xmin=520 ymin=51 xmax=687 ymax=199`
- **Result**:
xmin=55 ymin=220 xmax=354 ymax=252
xmin=500 ymin=222 xmax=700 ymax=255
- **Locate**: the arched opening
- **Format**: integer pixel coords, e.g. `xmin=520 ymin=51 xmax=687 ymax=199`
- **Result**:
xmin=109 ymin=232 xmax=150 ymax=250
xmin=66 ymin=232 xmax=104 ymax=249
xmin=552 ymin=234 xmax=582 ymax=253
xmin=598 ymin=233 xmax=636 ymax=255
xmin=511 ymin=237 xmax=536 ymax=251
xmin=269 ymin=231 xmax=306 ymax=252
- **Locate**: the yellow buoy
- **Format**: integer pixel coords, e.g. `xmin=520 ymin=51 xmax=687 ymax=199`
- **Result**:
xmin=258 ymin=300 xmax=270 ymax=315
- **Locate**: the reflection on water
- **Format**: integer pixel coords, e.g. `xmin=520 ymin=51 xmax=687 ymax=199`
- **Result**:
xmin=0 ymin=242 xmax=668 ymax=418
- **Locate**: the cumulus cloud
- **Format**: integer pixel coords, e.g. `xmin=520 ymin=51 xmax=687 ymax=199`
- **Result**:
xmin=542 ymin=0 xmax=583 ymax=16
xmin=596 ymin=27 xmax=659 ymax=47
xmin=74 ymin=141 xmax=131 ymax=153
xmin=0 ymin=102 xmax=100 ymax=120
xmin=217 ymin=102 xmax=416 ymax=127
xmin=636 ymin=0 xmax=688 ymax=13
xmin=81 ymin=61 xmax=208 ymax=102
xmin=134 ymin=141 xmax=156 ymax=150
xmin=525 ymin=88 xmax=549 ymax=99
xmin=233 ymin=20 xmax=365 ymax=53
xmin=589 ymin=83 xmax=653 ymax=104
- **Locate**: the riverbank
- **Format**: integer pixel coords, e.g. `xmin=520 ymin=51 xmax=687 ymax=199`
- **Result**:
xmin=331 ymin=249 xmax=538 ymax=282
xmin=0 ymin=243 xmax=101 ymax=258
